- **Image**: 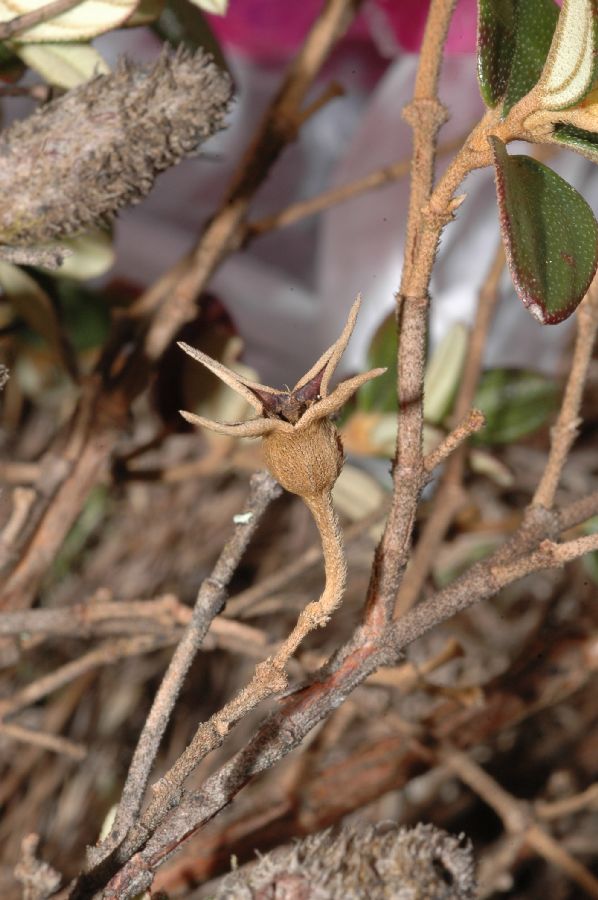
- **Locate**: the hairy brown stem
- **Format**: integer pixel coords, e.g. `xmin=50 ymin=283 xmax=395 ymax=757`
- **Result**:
xmin=395 ymin=244 xmax=505 ymax=615
xmin=69 ymin=488 xmax=347 ymax=898
xmin=533 ymin=278 xmax=598 ymax=509
xmin=97 ymin=472 xmax=280 ymax=856
xmin=244 ymin=135 xmax=464 ymax=241
xmin=364 ymin=0 xmax=458 ymax=631
xmin=94 ymin=521 xmax=598 ymax=898
xmin=130 ymin=492 xmax=344 ymax=845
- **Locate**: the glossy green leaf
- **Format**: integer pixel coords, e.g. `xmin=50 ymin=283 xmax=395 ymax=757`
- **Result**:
xmin=477 ymin=0 xmax=558 ymax=112
xmin=478 ymin=0 xmax=517 ymax=107
xmin=491 ymin=136 xmax=598 ymax=324
xmin=553 ymin=122 xmax=598 ymax=163
xmin=358 ymin=313 xmax=397 ymax=413
xmin=473 ymin=368 xmax=559 ymax=444
xmin=503 ymin=0 xmax=559 ymax=112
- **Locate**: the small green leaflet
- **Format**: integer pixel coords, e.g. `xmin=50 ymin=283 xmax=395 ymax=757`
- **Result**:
xmin=491 ymin=136 xmax=598 ymax=324
xmin=553 ymin=122 xmax=598 ymax=163
xmin=357 ymin=312 xmax=397 ymax=413
xmin=477 ymin=0 xmax=516 ymax=107
xmin=473 ymin=368 xmax=559 ymax=444
xmin=477 ymin=0 xmax=558 ymax=114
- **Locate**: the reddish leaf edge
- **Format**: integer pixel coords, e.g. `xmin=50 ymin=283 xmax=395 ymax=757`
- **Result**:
xmin=490 ymin=135 xmax=598 ymax=325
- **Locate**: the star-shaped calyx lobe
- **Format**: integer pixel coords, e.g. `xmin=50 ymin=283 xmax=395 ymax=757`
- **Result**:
xmin=178 ymin=295 xmax=386 ymax=497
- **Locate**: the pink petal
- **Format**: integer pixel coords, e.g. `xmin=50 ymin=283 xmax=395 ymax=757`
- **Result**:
xmin=377 ymin=0 xmax=478 ymax=54
xmin=206 ymin=0 xmax=478 ymax=66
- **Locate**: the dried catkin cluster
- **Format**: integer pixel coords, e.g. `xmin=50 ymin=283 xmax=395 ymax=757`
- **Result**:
xmin=216 ymin=822 xmax=476 ymax=899
xmin=0 ymin=48 xmax=232 ymax=246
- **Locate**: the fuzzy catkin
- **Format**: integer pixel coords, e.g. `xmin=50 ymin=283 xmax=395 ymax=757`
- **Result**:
xmin=216 ymin=823 xmax=476 ymax=900
xmin=0 ymin=48 xmax=232 ymax=246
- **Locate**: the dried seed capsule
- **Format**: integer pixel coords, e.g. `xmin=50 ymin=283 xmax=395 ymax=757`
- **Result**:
xmin=0 ymin=48 xmax=232 ymax=247
xmin=262 ymin=419 xmax=344 ymax=498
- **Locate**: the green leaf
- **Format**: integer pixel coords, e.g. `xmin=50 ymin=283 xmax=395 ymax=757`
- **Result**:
xmin=503 ymin=0 xmax=559 ymax=113
xmin=473 ymin=368 xmax=559 ymax=444
xmin=491 ymin=136 xmax=598 ymax=324
xmin=0 ymin=261 xmax=78 ymax=376
xmin=553 ymin=122 xmax=598 ymax=163
xmin=358 ymin=313 xmax=397 ymax=413
xmin=54 ymin=280 xmax=111 ymax=352
xmin=423 ymin=323 xmax=468 ymax=425
xmin=478 ymin=0 xmax=517 ymax=107
xmin=477 ymin=0 xmax=558 ymax=112
xmin=14 ymin=42 xmax=109 ymax=88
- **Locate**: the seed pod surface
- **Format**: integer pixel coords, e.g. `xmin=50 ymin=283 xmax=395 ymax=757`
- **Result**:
xmin=262 ymin=419 xmax=344 ymax=498
xmin=0 ymin=48 xmax=232 ymax=246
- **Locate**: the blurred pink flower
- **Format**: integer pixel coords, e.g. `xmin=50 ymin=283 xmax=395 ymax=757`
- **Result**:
xmin=207 ymin=0 xmax=478 ymax=66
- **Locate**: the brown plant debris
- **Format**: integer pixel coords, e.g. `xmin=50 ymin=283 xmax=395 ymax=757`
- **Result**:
xmin=0 ymin=47 xmax=232 ymax=247
xmin=215 ymin=822 xmax=476 ymax=900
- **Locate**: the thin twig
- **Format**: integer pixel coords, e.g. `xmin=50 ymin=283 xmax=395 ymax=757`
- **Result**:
xmin=395 ymin=244 xmax=504 ymax=615
xmin=143 ymin=0 xmax=363 ymax=359
xmin=423 ymin=408 xmax=486 ymax=475
xmin=533 ymin=279 xmax=598 ymax=509
xmin=67 ymin=500 xmax=598 ymax=899
xmin=363 ymin=0 xmax=459 ymax=631
xmin=0 ymin=462 xmax=41 ymax=484
xmin=443 ymin=748 xmax=598 ymax=898
xmin=0 ymin=83 xmax=56 ymax=101
xmin=0 ymin=596 xmax=191 ymax=638
xmin=0 ymin=720 xmax=86 ymax=760
xmin=395 ymin=241 xmax=505 ymax=616
xmin=0 ymin=487 xmax=36 ymax=562
xmin=245 ymin=135 xmax=464 ymax=240
xmin=0 ymin=0 xmax=362 ymax=615
xmin=366 ymin=637 xmax=463 ymax=688
xmin=0 ymin=0 xmax=83 ymax=40
xmin=225 ymin=505 xmax=384 ymax=619
xmin=102 ymin=472 xmax=280 ymax=851
xmin=535 ymin=783 xmax=598 ymax=820
xmin=121 ymin=492 xmax=345 ymax=855
xmin=0 ymin=635 xmax=169 ymax=720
